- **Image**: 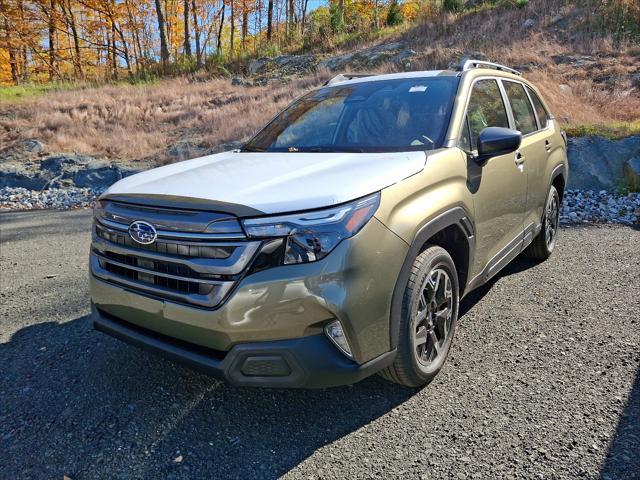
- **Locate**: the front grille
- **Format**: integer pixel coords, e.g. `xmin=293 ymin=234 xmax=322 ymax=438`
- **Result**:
xmin=90 ymin=200 xmax=261 ymax=308
xmin=100 ymin=258 xmax=214 ymax=295
xmin=95 ymin=223 xmax=234 ymax=259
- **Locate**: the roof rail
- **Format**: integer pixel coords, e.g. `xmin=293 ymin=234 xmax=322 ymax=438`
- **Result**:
xmin=324 ymin=73 xmax=375 ymax=86
xmin=456 ymin=59 xmax=521 ymax=76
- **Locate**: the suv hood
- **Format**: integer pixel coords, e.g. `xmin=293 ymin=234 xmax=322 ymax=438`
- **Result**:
xmin=105 ymin=150 xmax=427 ymax=215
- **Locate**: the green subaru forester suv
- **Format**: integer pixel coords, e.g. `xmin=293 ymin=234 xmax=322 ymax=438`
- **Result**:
xmin=90 ymin=60 xmax=568 ymax=388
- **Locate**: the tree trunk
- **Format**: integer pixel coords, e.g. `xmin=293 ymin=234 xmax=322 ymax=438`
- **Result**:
xmin=62 ymin=0 xmax=83 ymax=78
xmin=266 ymin=0 xmax=273 ymax=41
xmin=241 ymin=0 xmax=248 ymax=50
xmin=230 ymin=0 xmax=235 ymax=57
xmin=288 ymin=0 xmax=294 ymax=38
xmin=125 ymin=0 xmax=145 ymax=73
xmin=374 ymin=0 xmax=379 ymax=29
xmin=17 ymin=0 xmax=29 ymax=81
xmin=216 ymin=4 xmax=225 ymax=55
xmin=191 ymin=0 xmax=201 ymax=67
xmin=105 ymin=16 xmax=112 ymax=79
xmin=4 ymin=23 xmax=19 ymax=84
xmin=154 ymin=0 xmax=170 ymax=67
xmin=183 ymin=0 xmax=191 ymax=57
xmin=48 ymin=0 xmax=57 ymax=81
xmin=300 ymin=0 xmax=308 ymax=35
xmin=111 ymin=19 xmax=118 ymax=79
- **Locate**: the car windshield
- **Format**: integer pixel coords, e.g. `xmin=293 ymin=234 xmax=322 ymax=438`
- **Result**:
xmin=242 ymin=76 xmax=459 ymax=153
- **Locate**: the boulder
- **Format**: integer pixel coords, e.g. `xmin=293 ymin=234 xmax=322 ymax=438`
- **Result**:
xmin=0 ymin=153 xmax=141 ymax=190
xmin=167 ymin=141 xmax=208 ymax=161
xmin=247 ymin=54 xmax=318 ymax=76
xmin=0 ymin=163 xmax=48 ymax=190
xmin=23 ymin=139 xmax=46 ymax=154
xmin=73 ymin=162 xmax=139 ymax=189
xmin=551 ymin=54 xmax=595 ymax=67
xmin=319 ymin=42 xmax=415 ymax=72
xmin=319 ymin=52 xmax=356 ymax=71
xmin=40 ymin=154 xmax=93 ymax=174
xmin=248 ymin=58 xmax=269 ymax=75
xmin=558 ymin=84 xmax=573 ymax=96
xmin=623 ymin=157 xmax=640 ymax=191
xmin=208 ymin=141 xmax=243 ymax=154
xmin=567 ymin=136 xmax=640 ymax=191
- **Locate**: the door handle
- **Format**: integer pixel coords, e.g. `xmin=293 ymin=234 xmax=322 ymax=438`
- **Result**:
xmin=545 ymin=140 xmax=552 ymax=152
xmin=515 ymin=152 xmax=526 ymax=165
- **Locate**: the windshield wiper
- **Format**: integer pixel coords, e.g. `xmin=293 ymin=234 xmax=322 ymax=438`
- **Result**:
xmin=300 ymin=146 xmax=365 ymax=153
xmin=241 ymin=145 xmax=266 ymax=152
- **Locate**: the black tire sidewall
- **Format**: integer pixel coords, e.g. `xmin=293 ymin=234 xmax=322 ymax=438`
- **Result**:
xmin=401 ymin=248 xmax=460 ymax=383
xmin=543 ymin=186 xmax=560 ymax=254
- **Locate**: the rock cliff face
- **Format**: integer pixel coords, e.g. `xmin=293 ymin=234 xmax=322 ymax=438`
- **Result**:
xmin=240 ymin=41 xmax=417 ymax=86
xmin=0 ymin=146 xmax=144 ymax=191
xmin=567 ymin=136 xmax=640 ymax=191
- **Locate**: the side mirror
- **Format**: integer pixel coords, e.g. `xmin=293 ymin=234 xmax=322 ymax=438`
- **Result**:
xmin=475 ymin=127 xmax=522 ymax=165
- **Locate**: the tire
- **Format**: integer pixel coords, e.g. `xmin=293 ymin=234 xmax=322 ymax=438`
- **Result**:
xmin=379 ymin=245 xmax=459 ymax=387
xmin=524 ymin=185 xmax=560 ymax=261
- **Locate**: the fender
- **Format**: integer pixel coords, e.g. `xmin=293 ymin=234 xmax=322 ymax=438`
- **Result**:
xmin=549 ymin=163 xmax=567 ymax=195
xmin=389 ymin=206 xmax=475 ymax=349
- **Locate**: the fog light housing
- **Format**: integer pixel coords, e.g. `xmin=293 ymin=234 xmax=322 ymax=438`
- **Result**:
xmin=325 ymin=320 xmax=353 ymax=358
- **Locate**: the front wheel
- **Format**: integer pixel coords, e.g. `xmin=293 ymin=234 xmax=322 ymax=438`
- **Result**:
xmin=524 ymin=185 xmax=560 ymax=261
xmin=379 ymin=245 xmax=459 ymax=387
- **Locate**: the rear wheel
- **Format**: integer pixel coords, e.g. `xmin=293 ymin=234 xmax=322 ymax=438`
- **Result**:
xmin=524 ymin=185 xmax=560 ymax=261
xmin=380 ymin=245 xmax=459 ymax=387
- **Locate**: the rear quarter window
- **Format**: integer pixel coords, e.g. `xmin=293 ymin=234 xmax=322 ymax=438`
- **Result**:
xmin=503 ymin=81 xmax=537 ymax=135
xmin=526 ymin=86 xmax=550 ymax=129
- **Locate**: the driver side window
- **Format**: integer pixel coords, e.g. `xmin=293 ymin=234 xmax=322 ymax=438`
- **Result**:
xmin=464 ymin=79 xmax=509 ymax=150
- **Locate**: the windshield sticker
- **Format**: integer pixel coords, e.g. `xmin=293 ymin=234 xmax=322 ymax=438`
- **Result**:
xmin=409 ymin=85 xmax=428 ymax=93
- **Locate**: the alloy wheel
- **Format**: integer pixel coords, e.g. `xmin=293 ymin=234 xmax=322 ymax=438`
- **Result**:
xmin=545 ymin=192 xmax=559 ymax=249
xmin=413 ymin=268 xmax=454 ymax=366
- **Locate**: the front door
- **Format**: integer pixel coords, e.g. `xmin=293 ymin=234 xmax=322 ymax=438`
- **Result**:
xmin=460 ymin=78 xmax=527 ymax=279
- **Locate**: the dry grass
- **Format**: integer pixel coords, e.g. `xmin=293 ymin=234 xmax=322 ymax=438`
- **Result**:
xmin=0 ymin=74 xmax=328 ymax=163
xmin=1 ymin=2 xmax=638 ymax=164
xmin=398 ymin=2 xmax=640 ymax=127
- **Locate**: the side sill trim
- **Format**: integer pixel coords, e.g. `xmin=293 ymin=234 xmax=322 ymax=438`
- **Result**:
xmin=465 ymin=229 xmax=524 ymax=293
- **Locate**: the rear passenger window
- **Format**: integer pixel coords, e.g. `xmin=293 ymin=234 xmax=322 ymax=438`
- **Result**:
xmin=466 ymin=79 xmax=510 ymax=150
xmin=526 ymin=86 xmax=549 ymax=129
xmin=503 ymin=81 xmax=537 ymax=135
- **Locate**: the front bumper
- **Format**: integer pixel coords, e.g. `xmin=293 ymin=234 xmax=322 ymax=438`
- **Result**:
xmin=92 ymin=304 xmax=396 ymax=388
xmin=91 ymin=217 xmax=408 ymax=359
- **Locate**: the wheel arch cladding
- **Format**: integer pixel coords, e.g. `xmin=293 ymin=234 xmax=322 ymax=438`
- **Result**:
xmin=389 ymin=207 xmax=474 ymax=349
xmin=552 ymin=171 xmax=566 ymax=202
xmin=549 ymin=163 xmax=567 ymax=202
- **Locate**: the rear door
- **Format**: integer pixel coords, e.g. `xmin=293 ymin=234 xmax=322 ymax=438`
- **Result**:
xmin=525 ymin=85 xmax=556 ymax=225
xmin=461 ymin=78 xmax=527 ymax=279
xmin=501 ymin=80 xmax=549 ymax=237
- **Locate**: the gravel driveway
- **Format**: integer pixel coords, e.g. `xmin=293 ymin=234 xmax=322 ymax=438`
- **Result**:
xmin=1 ymin=210 xmax=638 ymax=480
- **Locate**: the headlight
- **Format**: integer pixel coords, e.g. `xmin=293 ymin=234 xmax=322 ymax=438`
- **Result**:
xmin=242 ymin=192 xmax=380 ymax=264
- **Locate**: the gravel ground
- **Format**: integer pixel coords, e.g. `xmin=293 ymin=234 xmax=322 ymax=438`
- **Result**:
xmin=0 ymin=210 xmax=639 ymax=480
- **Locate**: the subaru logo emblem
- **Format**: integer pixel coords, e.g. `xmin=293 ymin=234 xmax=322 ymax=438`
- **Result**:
xmin=128 ymin=221 xmax=157 ymax=245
